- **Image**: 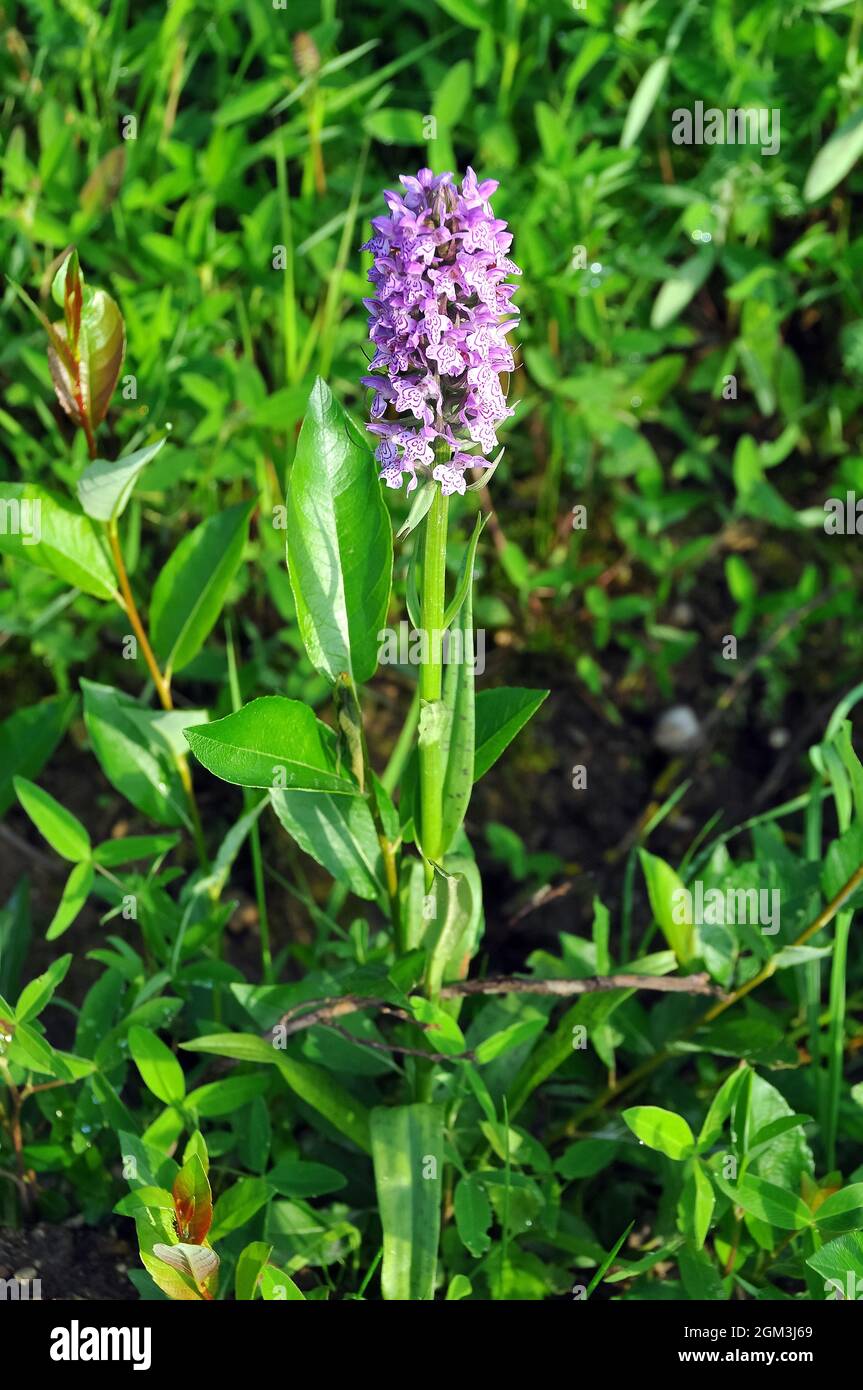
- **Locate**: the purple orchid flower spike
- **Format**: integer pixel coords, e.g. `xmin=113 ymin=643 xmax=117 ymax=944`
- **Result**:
xmin=361 ymin=166 xmax=521 ymax=498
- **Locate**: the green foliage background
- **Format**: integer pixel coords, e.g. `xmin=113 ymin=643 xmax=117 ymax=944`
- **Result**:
xmin=2 ymin=0 xmax=863 ymax=1304
xmin=3 ymin=0 xmax=863 ymax=709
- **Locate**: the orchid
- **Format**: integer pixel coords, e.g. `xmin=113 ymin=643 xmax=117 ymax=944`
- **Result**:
xmin=362 ymin=167 xmax=521 ymax=497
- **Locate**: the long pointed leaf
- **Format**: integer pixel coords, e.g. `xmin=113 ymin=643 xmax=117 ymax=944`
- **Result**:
xmin=370 ymin=1103 xmax=443 ymax=1300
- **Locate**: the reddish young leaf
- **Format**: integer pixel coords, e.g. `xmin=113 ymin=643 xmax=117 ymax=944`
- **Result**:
xmin=172 ymin=1153 xmax=213 ymax=1245
xmin=63 ymin=251 xmax=83 ymax=353
xmin=47 ymin=286 xmax=125 ymax=432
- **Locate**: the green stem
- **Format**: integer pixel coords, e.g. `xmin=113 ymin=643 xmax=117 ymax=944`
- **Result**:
xmin=336 ymin=674 xmax=403 ymax=952
xmin=414 ymin=481 xmax=449 ymax=1104
xmin=803 ymin=775 xmax=823 ymax=1131
xmin=825 ymin=910 xmax=852 ymax=1170
xmin=418 ymin=485 xmax=449 ymax=892
xmin=324 ymin=689 xmax=420 ymax=924
xmin=275 ymin=130 xmax=297 ymax=388
xmin=226 ymin=622 xmax=272 ymax=982
xmin=107 ymin=519 xmax=208 ymax=873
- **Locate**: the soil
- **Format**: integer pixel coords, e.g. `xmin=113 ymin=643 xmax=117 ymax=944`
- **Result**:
xmin=0 ymin=1221 xmax=137 ymax=1301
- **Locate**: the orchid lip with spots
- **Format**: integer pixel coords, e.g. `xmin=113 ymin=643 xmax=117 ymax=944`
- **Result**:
xmin=361 ymin=166 xmax=521 ymax=497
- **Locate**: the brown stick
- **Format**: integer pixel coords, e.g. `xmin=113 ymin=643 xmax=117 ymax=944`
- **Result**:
xmin=270 ymin=972 xmax=721 ymax=1042
xmin=439 ymin=973 xmax=719 ymax=1000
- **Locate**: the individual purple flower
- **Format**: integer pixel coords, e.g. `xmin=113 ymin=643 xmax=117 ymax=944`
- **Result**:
xmin=362 ymin=167 xmax=521 ymax=497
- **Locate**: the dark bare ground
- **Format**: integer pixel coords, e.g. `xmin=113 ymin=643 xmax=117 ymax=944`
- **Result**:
xmin=0 ymin=1222 xmax=137 ymax=1301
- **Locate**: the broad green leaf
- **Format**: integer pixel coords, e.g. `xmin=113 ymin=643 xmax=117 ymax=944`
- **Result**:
xmin=13 ymin=777 xmax=91 ymax=862
xmin=181 ymin=1032 xmax=277 ymax=1065
xmin=623 ymin=1105 xmax=695 ymax=1161
xmin=139 ymin=1254 xmax=202 ymax=1302
xmin=748 ymin=1114 xmax=812 ymax=1159
xmin=144 ymin=1106 xmax=185 ymax=1152
xmin=7 ymin=1021 xmax=73 ymax=1078
xmin=92 ymin=833 xmax=179 ymax=867
xmin=620 ymin=56 xmax=670 ymax=149
xmin=0 ymin=696 xmax=76 ymax=816
xmin=46 ymin=860 xmax=94 ymax=940
xmin=717 ymin=1172 xmax=813 ymax=1231
xmin=474 ymin=687 xmax=548 ymax=781
xmin=129 ymin=1025 xmax=186 ymax=1105
xmin=77 ymin=438 xmax=166 ymax=522
xmin=363 ymin=108 xmax=427 ymax=143
xmin=639 ymin=849 xmax=696 ymax=967
xmin=235 ymin=1241 xmax=272 ymax=1301
xmin=445 ymin=1274 xmax=472 ymax=1300
xmin=270 ymin=784 xmax=384 ymax=900
xmin=266 ymin=1159 xmax=346 ymax=1199
xmin=815 ymin=1184 xmax=863 ymax=1235
xmin=410 ymin=996 xmax=466 ymax=1054
xmin=135 ymin=1191 xmax=202 ymax=1299
xmin=119 ymin=1130 xmax=180 ymax=1191
xmin=370 ymin=1103 xmax=443 ymax=1300
xmin=211 ymin=1177 xmax=271 ymax=1241
xmin=804 ymin=108 xmax=863 ymax=202
xmin=260 ymin=1264 xmax=306 ymax=1300
xmin=113 ymin=1187 xmax=175 ymax=1217
xmin=14 ymin=954 xmax=72 ymax=1025
xmin=186 ymin=1072 xmax=270 ymax=1117
xmin=677 ymin=1160 xmax=715 ymax=1250
xmin=0 ymin=484 xmax=117 ymax=599
xmin=274 ymin=1053 xmax=371 ymax=1154
xmin=678 ymin=1243 xmax=725 ymax=1300
xmin=150 ymin=1242 xmax=217 ymax=1298
xmin=454 ymin=1174 xmax=492 ymax=1257
xmin=185 ymin=697 xmax=354 ymax=795
xmin=286 ymin=378 xmax=392 ymax=685
xmin=432 ymin=59 xmax=472 ymax=130
xmin=151 ymin=502 xmax=252 ymax=676
xmin=805 ymin=1233 xmax=863 ymax=1297
xmin=183 ymin=1130 xmax=210 ymax=1173
xmin=81 ymin=682 xmax=197 ymax=828
xmin=748 ymin=1072 xmax=814 ymax=1188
